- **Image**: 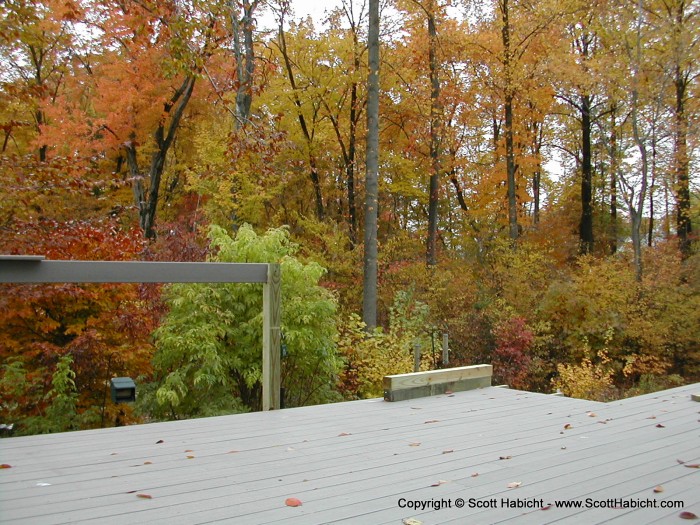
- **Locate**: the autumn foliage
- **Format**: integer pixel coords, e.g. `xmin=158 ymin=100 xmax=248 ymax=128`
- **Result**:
xmin=0 ymin=0 xmax=698 ymax=434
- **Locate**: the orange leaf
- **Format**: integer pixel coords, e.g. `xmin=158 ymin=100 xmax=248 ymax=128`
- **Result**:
xmin=430 ymin=480 xmax=448 ymax=487
xmin=143 ymin=461 xmax=152 ymax=465
xmin=186 ymin=455 xmax=195 ymax=459
xmin=507 ymin=481 xmax=522 ymax=488
xmin=653 ymin=486 xmax=664 ymax=493
xmin=564 ymin=424 xmax=572 ymax=430
xmin=409 ymin=442 xmax=421 ymax=447
xmin=684 ymin=464 xmax=700 ymax=469
xmin=0 ymin=464 xmax=12 ymax=469
xmin=136 ymin=493 xmax=153 ymax=499
xmin=285 ymin=497 xmax=303 ymax=507
xmin=679 ymin=511 xmax=698 ymax=520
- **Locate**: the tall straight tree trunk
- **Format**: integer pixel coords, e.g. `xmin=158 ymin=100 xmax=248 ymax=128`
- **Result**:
xmin=609 ymin=105 xmax=618 ymax=254
xmin=426 ymin=7 xmax=442 ymax=266
xmin=579 ymin=93 xmax=594 ymax=254
xmin=230 ymin=0 xmax=258 ymax=128
xmin=500 ymin=0 xmax=519 ymax=242
xmin=363 ymin=0 xmax=380 ymax=330
xmin=674 ymin=64 xmax=692 ymax=256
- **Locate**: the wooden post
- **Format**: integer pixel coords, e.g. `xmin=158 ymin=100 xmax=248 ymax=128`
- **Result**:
xmin=262 ymin=263 xmax=281 ymax=410
xmin=413 ymin=342 xmax=421 ymax=373
xmin=442 ymin=332 xmax=449 ymax=366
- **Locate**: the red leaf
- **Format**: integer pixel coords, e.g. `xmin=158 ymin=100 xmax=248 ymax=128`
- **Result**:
xmin=679 ymin=511 xmax=698 ymax=520
xmin=430 ymin=480 xmax=448 ymax=487
xmin=285 ymin=497 xmax=303 ymax=507
xmin=155 ymin=440 xmax=164 ymax=444
xmin=0 ymin=464 xmax=12 ymax=469
xmin=653 ymin=486 xmax=664 ymax=493
xmin=136 ymin=493 xmax=153 ymax=499
xmin=541 ymin=504 xmax=552 ymax=510
xmin=656 ymin=424 xmax=666 ymax=428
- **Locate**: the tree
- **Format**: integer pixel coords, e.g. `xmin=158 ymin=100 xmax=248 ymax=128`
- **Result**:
xmin=363 ymin=0 xmax=380 ymax=329
xmin=148 ymin=224 xmax=339 ymax=417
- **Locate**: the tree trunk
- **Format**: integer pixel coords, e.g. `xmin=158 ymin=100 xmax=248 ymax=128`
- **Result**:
xmin=609 ymin=107 xmax=618 ymax=254
xmin=579 ymin=94 xmax=594 ymax=254
xmin=124 ymin=76 xmax=196 ymax=239
xmin=230 ymin=0 xmax=258 ymax=128
xmin=500 ymin=0 xmax=519 ymax=242
xmin=674 ymin=63 xmax=692 ymax=257
xmin=363 ymin=0 xmax=380 ymax=330
xmin=426 ymin=9 xmax=442 ymax=266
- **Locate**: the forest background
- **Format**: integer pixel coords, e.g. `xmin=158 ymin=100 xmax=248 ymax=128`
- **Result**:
xmin=0 ymin=0 xmax=698 ymax=435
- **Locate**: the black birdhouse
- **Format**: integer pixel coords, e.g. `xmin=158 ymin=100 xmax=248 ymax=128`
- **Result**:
xmin=110 ymin=377 xmax=136 ymax=403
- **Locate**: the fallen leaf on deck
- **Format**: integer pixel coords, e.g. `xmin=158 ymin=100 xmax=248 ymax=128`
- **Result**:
xmin=338 ymin=432 xmax=352 ymax=437
xmin=653 ymin=486 xmax=664 ymax=493
xmin=587 ymin=412 xmax=597 ymax=417
xmin=424 ymin=420 xmax=439 ymax=424
xmin=684 ymin=464 xmax=700 ymax=469
xmin=564 ymin=424 xmax=572 ymax=430
xmin=507 ymin=481 xmax=522 ymax=488
xmin=598 ymin=421 xmax=608 ymax=424
xmin=186 ymin=455 xmax=195 ymax=459
xmin=679 ymin=511 xmax=699 ymax=520
xmin=184 ymin=449 xmax=194 ymax=452
xmin=285 ymin=497 xmax=303 ymax=507
xmin=471 ymin=473 xmax=479 ymax=477
xmin=499 ymin=456 xmax=512 ymax=460
xmin=227 ymin=450 xmax=239 ymax=454
xmin=541 ymin=504 xmax=552 ymax=510
xmin=442 ymin=449 xmax=454 ymax=454
xmin=155 ymin=440 xmax=164 ymax=444
xmin=430 ymin=480 xmax=448 ymax=487
xmin=136 ymin=494 xmax=153 ymax=499
xmin=409 ymin=442 xmax=421 ymax=447
xmin=0 ymin=464 xmax=12 ymax=469
xmin=656 ymin=424 xmax=666 ymax=428
xmin=110 ymin=453 xmax=118 ymax=456
xmin=402 ymin=519 xmax=422 ymax=525
xmin=410 ymin=407 xmax=422 ymax=410
xmin=143 ymin=461 xmax=152 ymax=465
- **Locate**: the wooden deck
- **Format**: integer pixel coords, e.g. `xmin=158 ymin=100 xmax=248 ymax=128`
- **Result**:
xmin=1 ymin=383 xmax=699 ymax=524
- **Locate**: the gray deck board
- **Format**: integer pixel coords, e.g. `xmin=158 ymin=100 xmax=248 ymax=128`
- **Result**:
xmin=1 ymin=383 xmax=698 ymax=524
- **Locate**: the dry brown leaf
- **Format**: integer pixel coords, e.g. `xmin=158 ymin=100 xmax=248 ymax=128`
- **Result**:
xmin=424 ymin=420 xmax=439 ymax=424
xmin=541 ymin=504 xmax=552 ymax=510
xmin=679 ymin=511 xmax=699 ymax=520
xmin=227 ymin=450 xmax=239 ymax=454
xmin=656 ymin=423 xmax=666 ymax=428
xmin=442 ymin=449 xmax=454 ymax=454
xmin=507 ymin=481 xmax=522 ymax=488
xmin=155 ymin=440 xmax=164 ymax=444
xmin=471 ymin=472 xmax=479 ymax=477
xmin=587 ymin=412 xmax=597 ymax=417
xmin=186 ymin=455 xmax=195 ymax=459
xmin=143 ymin=461 xmax=152 ymax=465
xmin=684 ymin=464 xmax=700 ymax=469
xmin=409 ymin=442 xmax=421 ymax=447
xmin=136 ymin=493 xmax=153 ymax=499
xmin=499 ymin=455 xmax=512 ymax=460
xmin=338 ymin=432 xmax=352 ymax=437
xmin=653 ymin=486 xmax=664 ymax=493
xmin=184 ymin=449 xmax=194 ymax=453
xmin=564 ymin=423 xmax=572 ymax=430
xmin=402 ymin=519 xmax=423 ymax=525
xmin=285 ymin=497 xmax=303 ymax=507
xmin=0 ymin=464 xmax=12 ymax=469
